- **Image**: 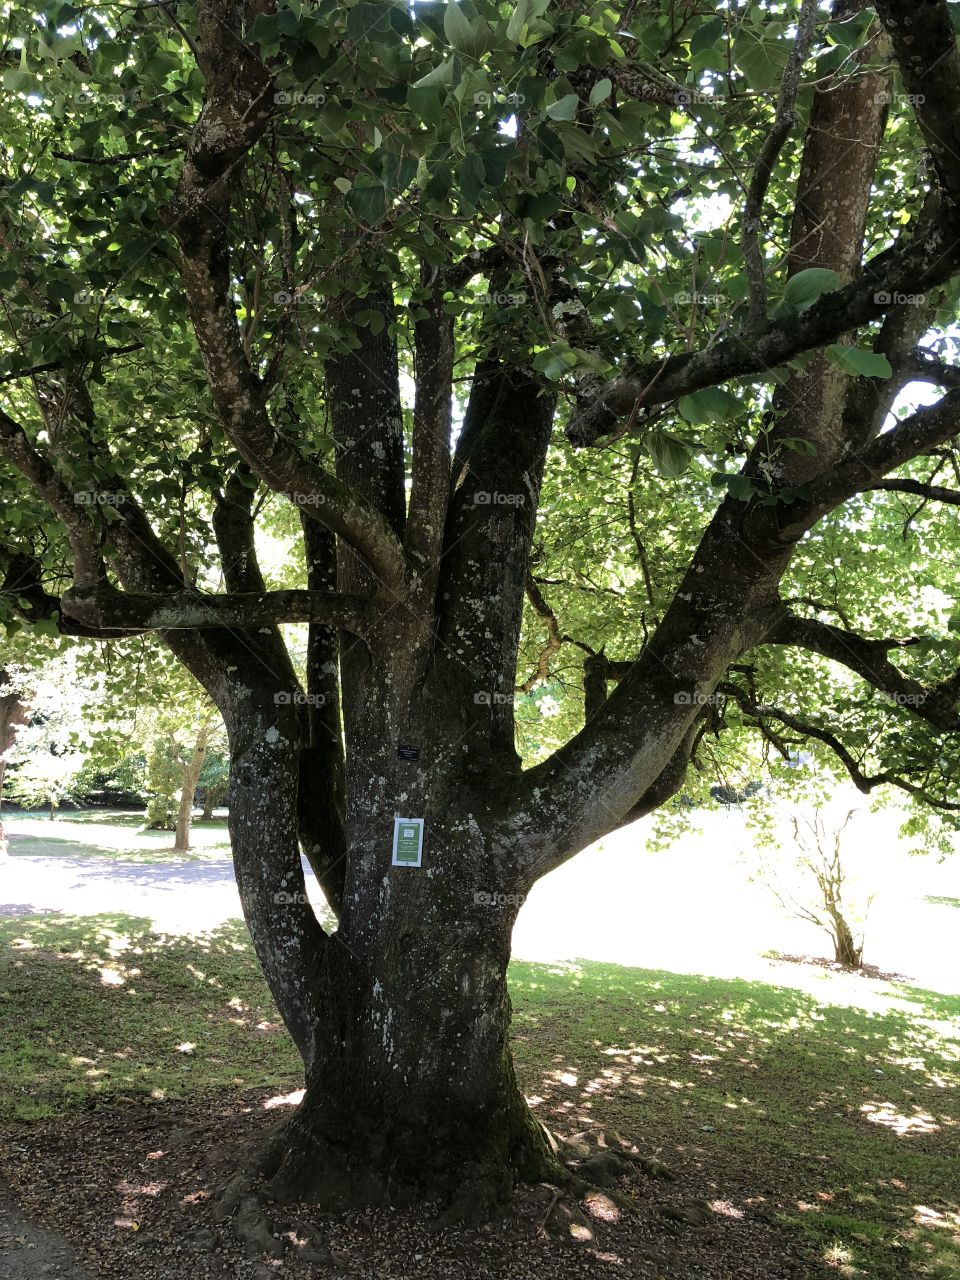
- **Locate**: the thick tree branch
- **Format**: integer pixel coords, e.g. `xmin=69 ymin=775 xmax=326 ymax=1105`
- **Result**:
xmin=517 ymin=576 xmax=563 ymax=693
xmin=59 ymin=584 xmax=372 ymax=635
xmin=742 ymin=0 xmax=820 ymax=329
xmin=567 ymin=208 xmax=959 ymax=447
xmin=166 ymin=2 xmax=407 ymax=592
xmin=0 ymin=408 xmax=104 ymax=588
xmin=789 ymin=387 xmax=960 ymax=529
xmin=726 ymin=689 xmax=960 ymax=812
xmin=874 ymin=0 xmax=960 ymax=207
xmin=405 ymin=269 xmax=454 ymax=589
xmin=768 ymin=611 xmax=960 ymax=730
xmin=864 ymin=477 xmax=960 ymax=504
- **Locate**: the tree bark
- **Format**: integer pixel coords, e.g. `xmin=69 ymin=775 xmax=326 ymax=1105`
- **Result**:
xmin=0 ymin=672 xmax=29 ymax=858
xmin=174 ymin=715 xmax=213 ymax=854
xmin=259 ymin=820 xmax=560 ymax=1214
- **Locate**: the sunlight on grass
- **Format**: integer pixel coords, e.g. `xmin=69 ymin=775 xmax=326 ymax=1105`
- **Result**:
xmin=1 ymin=916 xmax=958 ymax=1277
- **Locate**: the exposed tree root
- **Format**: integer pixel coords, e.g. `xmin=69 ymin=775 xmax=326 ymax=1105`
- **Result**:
xmin=211 ymin=1112 xmax=671 ymax=1259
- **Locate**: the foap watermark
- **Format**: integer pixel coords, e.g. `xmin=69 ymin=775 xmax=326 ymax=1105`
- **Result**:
xmin=674 ymin=289 xmax=725 ymax=307
xmin=74 ymin=491 xmax=124 ymax=506
xmin=873 ymin=90 xmax=925 ymax=107
xmin=878 ymin=691 xmax=928 ymax=708
xmin=873 ymin=290 xmax=927 ymax=306
xmin=283 ymin=490 xmax=327 ymax=507
xmin=73 ymin=289 xmax=105 ymax=306
xmin=274 ymin=89 xmax=326 ymax=107
xmin=474 ymin=890 xmax=525 ymax=907
xmin=473 ymin=491 xmax=526 ymax=506
xmin=273 ymin=288 xmax=314 ymax=306
xmin=274 ymin=691 xmax=327 ymax=707
xmin=273 ymin=889 xmax=309 ymax=905
xmin=71 ymin=88 xmax=141 ymax=108
xmin=477 ymin=291 xmax=525 ymax=309
xmin=673 ymin=88 xmax=711 ymax=105
xmin=473 ymin=89 xmax=525 ymax=109
xmin=474 ymin=691 xmax=518 ymax=706
xmin=674 ymin=690 xmax=723 ymax=706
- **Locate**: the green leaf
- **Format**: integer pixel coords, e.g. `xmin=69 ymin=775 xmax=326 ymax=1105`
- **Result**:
xmin=458 ymin=152 xmax=486 ymax=207
xmin=347 ymin=181 xmax=387 ymax=224
xmin=733 ymin=30 xmax=789 ymax=92
xmin=782 ymin=267 xmax=842 ymax=310
xmin=480 ymin=144 xmax=514 ymax=187
xmin=333 ymin=177 xmax=352 ymax=194
xmin=413 ymin=57 xmax=455 ymax=88
xmin=645 ymin=430 xmax=692 ymax=478
xmin=545 ymin=93 xmax=579 ymax=121
xmin=506 ymin=0 xmax=530 ymax=44
xmin=588 ymin=78 xmax=612 ymax=107
xmin=612 ymin=296 xmax=636 ymax=332
xmin=691 ymin=16 xmax=725 ymax=56
xmin=678 ymin=387 xmax=742 ymax=425
xmin=825 ymin=345 xmax=894 ymax=379
xmin=443 ymin=3 xmax=474 ymax=52
xmin=780 ymin=436 xmax=818 ymax=456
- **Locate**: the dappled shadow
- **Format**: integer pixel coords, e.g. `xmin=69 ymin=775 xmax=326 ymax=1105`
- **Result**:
xmin=0 ymin=913 xmax=302 ymax=1122
xmin=6 ymin=832 xmax=130 ymax=858
xmin=510 ymin=957 xmax=960 ymax=1279
xmin=12 ymin=855 xmax=240 ymax=890
xmin=765 ymin=950 xmax=910 ymax=983
xmin=2 ymin=926 xmax=957 ymax=1277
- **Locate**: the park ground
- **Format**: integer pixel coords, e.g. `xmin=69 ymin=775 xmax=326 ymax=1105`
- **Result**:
xmin=0 ymin=800 xmax=958 ymax=1279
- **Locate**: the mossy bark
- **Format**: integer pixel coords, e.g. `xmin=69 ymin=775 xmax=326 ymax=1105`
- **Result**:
xmin=261 ymin=912 xmax=562 ymax=1213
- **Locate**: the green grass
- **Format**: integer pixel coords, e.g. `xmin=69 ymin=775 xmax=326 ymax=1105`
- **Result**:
xmin=1 ymin=916 xmax=958 ymax=1277
xmin=4 ymin=809 xmax=231 ymax=860
xmin=0 ymin=914 xmax=298 ymax=1120
xmin=510 ymin=960 xmax=960 ymax=1278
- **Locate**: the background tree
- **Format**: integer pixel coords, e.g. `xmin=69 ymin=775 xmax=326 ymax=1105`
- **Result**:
xmin=143 ymin=700 xmax=222 ymax=851
xmin=744 ymin=766 xmax=874 ymax=968
xmin=2 ymin=652 xmax=96 ymax=819
xmin=2 ymin=0 xmax=960 ymax=1221
xmin=0 ymin=667 xmax=30 ymax=854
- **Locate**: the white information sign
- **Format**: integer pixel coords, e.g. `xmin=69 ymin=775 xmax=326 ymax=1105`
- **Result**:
xmin=391 ymin=816 xmax=424 ymax=867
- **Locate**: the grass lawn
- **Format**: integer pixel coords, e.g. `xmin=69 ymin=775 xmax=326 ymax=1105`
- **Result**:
xmin=0 ymin=912 xmax=957 ymax=1278
xmin=3 ymin=808 xmax=231 ymax=860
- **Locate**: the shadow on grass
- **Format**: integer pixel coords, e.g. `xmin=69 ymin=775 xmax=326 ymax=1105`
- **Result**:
xmin=1 ymin=921 xmax=957 ymax=1278
xmin=510 ymin=958 xmax=960 ymax=1280
xmin=0 ymin=913 xmax=302 ymax=1124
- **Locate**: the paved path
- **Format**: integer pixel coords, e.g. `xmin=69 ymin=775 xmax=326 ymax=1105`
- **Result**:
xmin=0 ymin=1183 xmax=95 ymax=1280
xmin=0 ymin=849 xmax=263 ymax=932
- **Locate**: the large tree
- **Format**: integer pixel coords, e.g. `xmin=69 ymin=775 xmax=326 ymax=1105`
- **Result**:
xmin=3 ymin=0 xmax=960 ymax=1217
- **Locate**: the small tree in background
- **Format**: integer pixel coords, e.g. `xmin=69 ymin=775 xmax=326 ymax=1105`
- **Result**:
xmin=198 ymin=744 xmax=230 ymax=821
xmin=745 ymin=766 xmax=874 ymax=969
xmin=782 ymin=808 xmax=869 ymax=968
xmin=144 ymin=705 xmax=221 ymax=852
xmin=0 ymin=668 xmax=30 ymax=854
xmin=144 ymin=729 xmax=183 ymax=832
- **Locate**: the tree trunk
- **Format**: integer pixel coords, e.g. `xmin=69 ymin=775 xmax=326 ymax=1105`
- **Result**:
xmin=174 ymin=717 xmax=212 ymax=854
xmin=831 ymin=915 xmax=863 ymax=968
xmin=260 ymin=832 xmax=559 ymax=1214
xmin=0 ymin=673 xmax=28 ymax=859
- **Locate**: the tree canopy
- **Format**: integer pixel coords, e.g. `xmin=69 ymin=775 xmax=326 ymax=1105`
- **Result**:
xmin=2 ymin=0 xmax=960 ymax=1210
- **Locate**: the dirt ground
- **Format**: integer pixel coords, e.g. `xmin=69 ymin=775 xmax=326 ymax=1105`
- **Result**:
xmin=0 ymin=1089 xmax=831 ymax=1280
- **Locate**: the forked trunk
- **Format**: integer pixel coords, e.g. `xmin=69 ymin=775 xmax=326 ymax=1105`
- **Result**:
xmin=223 ymin=687 xmax=562 ymax=1213
xmin=266 ymin=895 xmax=558 ymax=1214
